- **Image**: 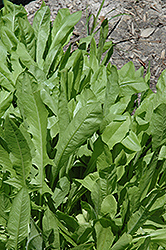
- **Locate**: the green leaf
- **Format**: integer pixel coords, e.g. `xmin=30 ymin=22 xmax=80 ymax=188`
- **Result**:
xmin=95 ymin=221 xmax=114 ymax=250
xmin=1 ymin=1 xmax=27 ymax=32
xmin=136 ymin=237 xmax=150 ymax=250
xmin=156 ymin=68 xmax=166 ymax=93
xmin=16 ymin=43 xmax=37 ymax=69
xmin=101 ymin=42 xmax=113 ymax=66
xmin=151 ymin=103 xmax=166 ymax=150
xmin=121 ymin=130 xmax=141 ymax=152
xmin=16 ymin=71 xmax=51 ymax=193
xmin=111 ymin=233 xmax=132 ymax=250
xmin=4 ymin=117 xmax=32 ymax=186
xmin=58 ymin=81 xmax=70 ymax=135
xmin=97 ymin=19 xmax=109 ymax=63
xmin=0 ymin=26 xmax=18 ymax=51
xmin=71 ymin=243 xmax=95 ymax=250
xmin=85 ymin=136 xmax=106 ymax=175
xmin=91 ymin=180 xmax=103 ymax=216
xmin=71 ymin=50 xmax=84 ymax=95
xmin=52 ymin=176 xmax=70 ymax=209
xmin=0 ymin=193 xmax=11 ymax=221
xmin=44 ymin=11 xmax=82 ymax=75
xmin=10 ymin=50 xmax=24 ymax=82
xmin=18 ymin=17 xmax=36 ymax=60
xmin=0 ymin=143 xmax=15 ymax=176
xmin=89 ymin=36 xmax=99 ymax=71
xmin=52 ymin=8 xmax=70 ymax=37
xmin=81 ymin=201 xmax=96 ymax=221
xmin=7 ymin=187 xmax=30 ymax=249
xmin=0 ymin=40 xmax=8 ymax=62
xmin=26 ymin=219 xmax=43 ymax=250
xmin=90 ymin=65 xmax=107 ymax=103
xmin=52 ymin=10 xmax=81 ymax=47
xmin=101 ymin=194 xmax=117 ymax=218
xmin=150 ymin=229 xmax=166 ymax=247
xmin=43 ymin=208 xmax=60 ymax=250
xmin=40 ymin=88 xmax=58 ymax=116
xmin=56 ymin=210 xmax=79 ymax=233
xmin=33 ymin=5 xmax=50 ymax=68
xmin=159 ymin=145 xmax=166 ymax=160
xmin=0 ymin=90 xmax=13 ymax=117
xmin=102 ymin=115 xmax=131 ymax=150
xmin=103 ymin=65 xmax=119 ymax=116
xmin=53 ymin=102 xmax=103 ymax=181
xmin=127 ymin=206 xmax=150 ymax=235
xmin=0 ymin=63 xmax=15 ymax=92
xmin=118 ymin=62 xmax=148 ymax=96
xmin=75 ymin=172 xmax=99 ymax=192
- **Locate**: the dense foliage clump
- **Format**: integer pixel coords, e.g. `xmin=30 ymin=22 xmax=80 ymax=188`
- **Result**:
xmin=0 ymin=1 xmax=166 ymax=249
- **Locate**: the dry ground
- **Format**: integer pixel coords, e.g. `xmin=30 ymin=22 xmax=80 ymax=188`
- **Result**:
xmin=24 ymin=0 xmax=166 ymax=91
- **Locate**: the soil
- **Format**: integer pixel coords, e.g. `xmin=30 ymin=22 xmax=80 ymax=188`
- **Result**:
xmin=24 ymin=0 xmax=166 ymax=91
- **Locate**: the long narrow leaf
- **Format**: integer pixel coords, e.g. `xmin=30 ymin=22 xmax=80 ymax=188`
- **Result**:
xmin=44 ymin=11 xmax=82 ymax=75
xmin=16 ymin=71 xmax=51 ymax=193
xmin=4 ymin=116 xmax=32 ymax=186
xmin=7 ymin=187 xmax=30 ymax=249
xmin=52 ymin=102 xmax=103 ymax=182
xmin=33 ymin=5 xmax=50 ymax=68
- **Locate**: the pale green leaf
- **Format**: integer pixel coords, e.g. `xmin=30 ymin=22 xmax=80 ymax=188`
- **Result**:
xmin=127 ymin=206 xmax=149 ymax=235
xmin=0 ymin=26 xmax=18 ymax=51
xmin=0 ymin=91 xmax=13 ymax=117
xmin=27 ymin=219 xmax=43 ymax=250
xmin=16 ymin=71 xmax=51 ymax=193
xmin=121 ymin=130 xmax=141 ymax=152
xmin=16 ymin=43 xmax=37 ymax=69
xmin=104 ymin=65 xmax=119 ymax=116
xmin=111 ymin=233 xmax=132 ymax=250
xmin=0 ymin=193 xmax=11 ymax=221
xmin=159 ymin=145 xmax=166 ymax=160
xmin=72 ymin=50 xmax=83 ymax=94
xmin=18 ymin=17 xmax=36 ymax=60
xmin=95 ymin=221 xmax=114 ymax=250
xmin=58 ymin=84 xmax=70 ymax=135
xmin=150 ymin=229 xmax=166 ymax=247
xmin=7 ymin=187 xmax=30 ymax=249
xmin=51 ymin=10 xmax=81 ymax=48
xmin=90 ymin=65 xmax=107 ymax=103
xmin=0 ymin=63 xmax=15 ymax=92
xmin=102 ymin=115 xmax=131 ymax=150
xmin=33 ymin=6 xmax=50 ymax=68
xmin=151 ymin=103 xmax=166 ymax=150
xmin=91 ymin=181 xmax=103 ymax=216
xmin=75 ymin=172 xmax=99 ymax=192
xmin=118 ymin=62 xmax=148 ymax=96
xmin=0 ymin=144 xmax=15 ymax=176
xmin=4 ymin=117 xmax=32 ymax=186
xmin=89 ymin=36 xmax=99 ymax=71
xmin=40 ymin=88 xmax=58 ymax=116
xmin=53 ymin=102 xmax=103 ymax=180
xmin=44 ymin=11 xmax=82 ymax=75
xmin=156 ymin=68 xmax=166 ymax=93
xmin=101 ymin=194 xmax=117 ymax=218
xmin=43 ymin=208 xmax=60 ymax=250
xmin=52 ymin=176 xmax=70 ymax=209
xmin=52 ymin=8 xmax=70 ymax=37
